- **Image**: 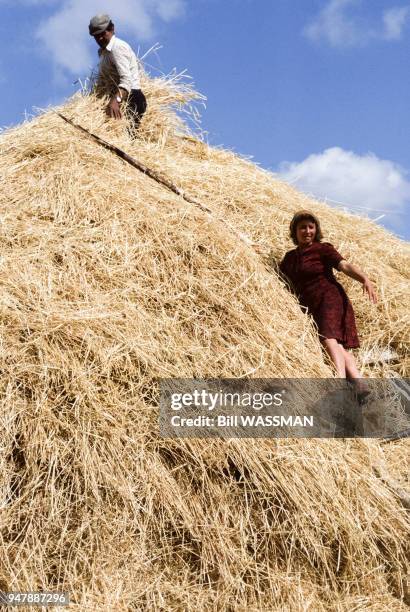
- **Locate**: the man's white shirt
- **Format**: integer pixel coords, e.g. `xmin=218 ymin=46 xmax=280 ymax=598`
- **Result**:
xmin=97 ymin=35 xmax=141 ymax=94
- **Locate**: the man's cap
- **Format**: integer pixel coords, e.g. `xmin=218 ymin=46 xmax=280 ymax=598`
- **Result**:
xmin=89 ymin=14 xmax=111 ymax=36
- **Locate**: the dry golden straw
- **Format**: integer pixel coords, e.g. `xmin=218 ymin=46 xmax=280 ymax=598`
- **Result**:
xmin=0 ymin=69 xmax=409 ymax=610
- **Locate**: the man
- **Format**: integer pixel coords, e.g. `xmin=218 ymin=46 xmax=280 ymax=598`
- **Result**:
xmin=89 ymin=14 xmax=147 ymax=127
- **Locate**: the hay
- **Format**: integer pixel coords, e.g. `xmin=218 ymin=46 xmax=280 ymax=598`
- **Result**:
xmin=0 ymin=70 xmax=409 ymax=610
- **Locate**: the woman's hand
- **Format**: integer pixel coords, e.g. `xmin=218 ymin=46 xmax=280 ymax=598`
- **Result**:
xmin=362 ymin=278 xmax=378 ymax=303
xmin=339 ymin=260 xmax=378 ymax=303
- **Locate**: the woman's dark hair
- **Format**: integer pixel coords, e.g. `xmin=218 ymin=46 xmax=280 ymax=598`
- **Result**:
xmin=289 ymin=210 xmax=323 ymax=245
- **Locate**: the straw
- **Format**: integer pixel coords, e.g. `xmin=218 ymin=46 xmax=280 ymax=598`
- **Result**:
xmin=0 ymin=69 xmax=409 ymax=610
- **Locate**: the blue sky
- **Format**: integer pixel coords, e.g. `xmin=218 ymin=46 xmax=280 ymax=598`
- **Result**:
xmin=1 ymin=0 xmax=409 ymax=240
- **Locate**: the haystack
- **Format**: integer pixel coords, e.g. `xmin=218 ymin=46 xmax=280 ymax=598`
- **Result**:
xmin=0 ymin=70 xmax=409 ymax=611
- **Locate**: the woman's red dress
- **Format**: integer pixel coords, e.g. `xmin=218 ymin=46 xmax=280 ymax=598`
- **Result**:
xmin=279 ymin=242 xmax=359 ymax=349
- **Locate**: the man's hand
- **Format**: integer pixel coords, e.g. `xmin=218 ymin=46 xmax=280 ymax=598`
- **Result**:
xmin=106 ymin=98 xmax=122 ymax=119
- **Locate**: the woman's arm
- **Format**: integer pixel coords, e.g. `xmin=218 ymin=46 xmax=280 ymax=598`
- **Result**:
xmin=338 ymin=260 xmax=378 ymax=303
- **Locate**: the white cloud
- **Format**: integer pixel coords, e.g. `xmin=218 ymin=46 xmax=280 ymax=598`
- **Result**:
xmin=304 ymin=0 xmax=361 ymax=47
xmin=33 ymin=0 xmax=185 ymax=75
xmin=278 ymin=147 xmax=410 ymax=222
xmin=304 ymin=0 xmax=410 ymax=48
xmin=382 ymin=6 xmax=410 ymax=40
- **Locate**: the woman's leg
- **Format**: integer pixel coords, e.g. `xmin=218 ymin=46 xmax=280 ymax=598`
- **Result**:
xmin=323 ymin=340 xmax=370 ymax=410
xmin=343 ymin=348 xmax=362 ymax=380
xmin=342 ymin=347 xmax=369 ymax=394
xmin=322 ymin=338 xmax=346 ymax=377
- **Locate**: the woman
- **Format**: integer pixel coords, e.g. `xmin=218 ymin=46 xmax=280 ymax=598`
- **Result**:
xmin=279 ymin=210 xmax=377 ymax=383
